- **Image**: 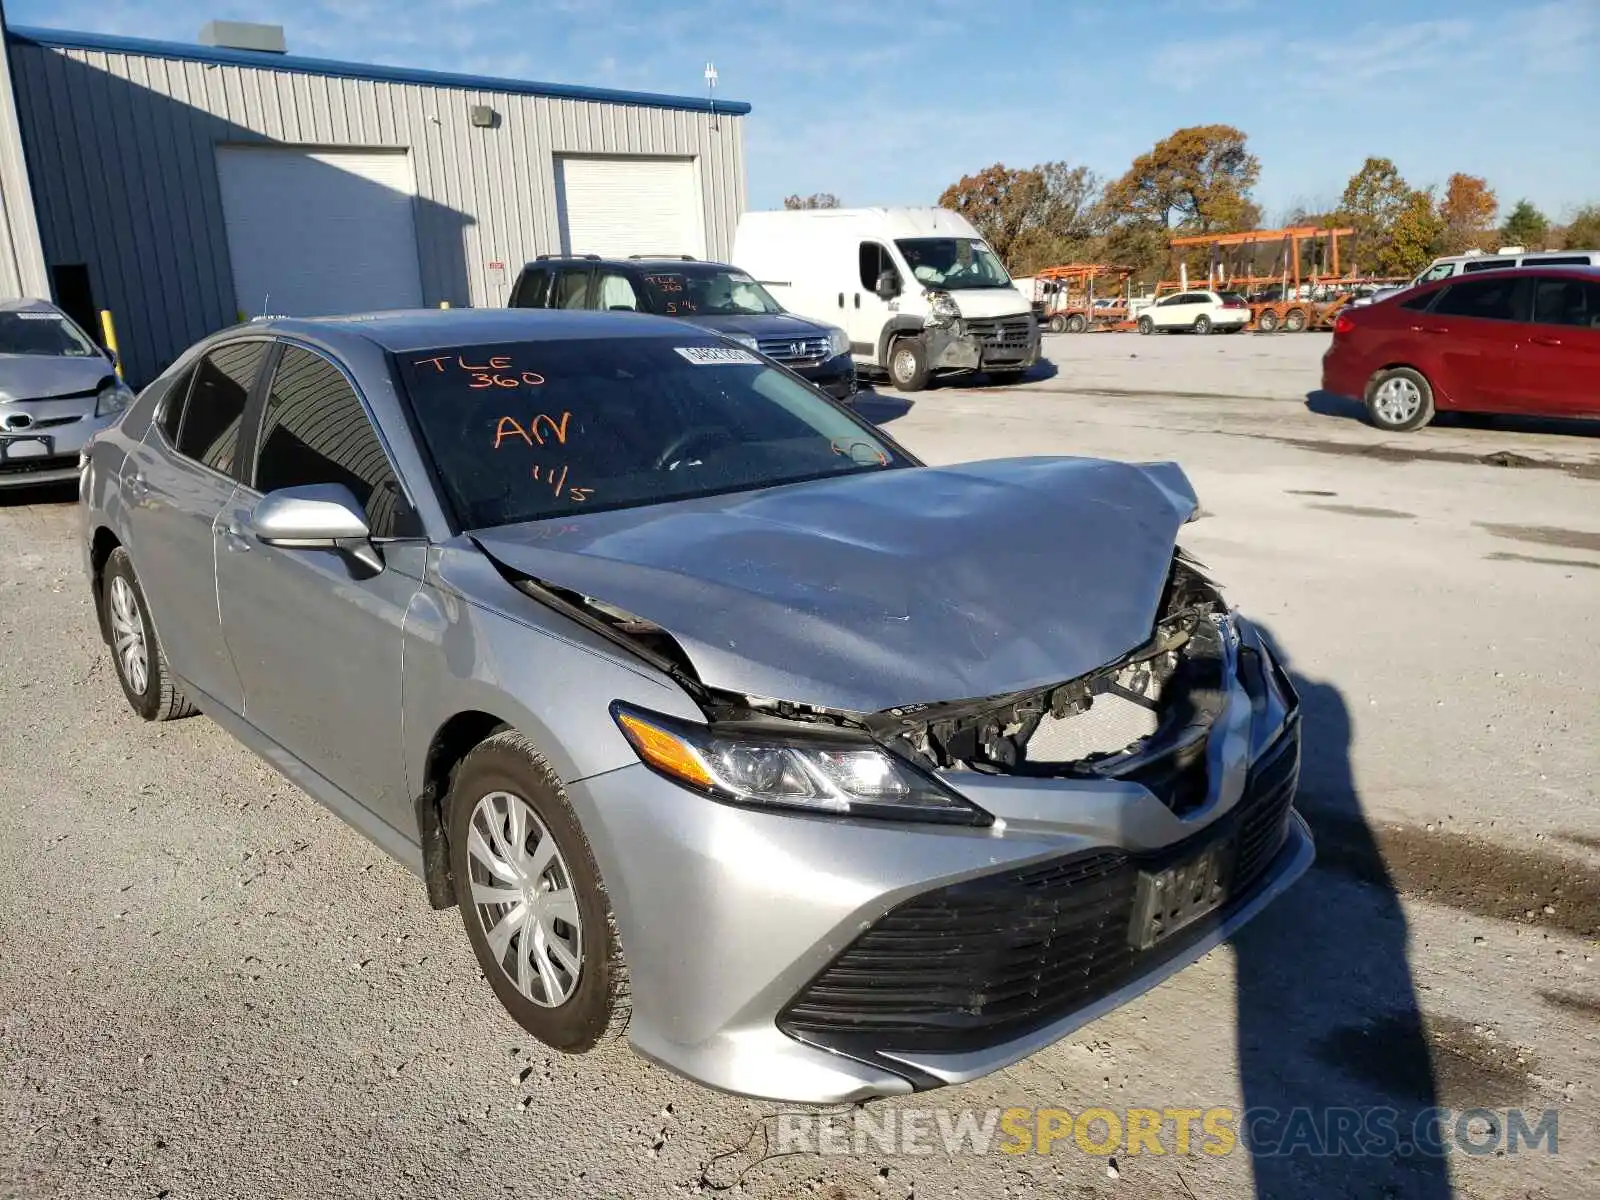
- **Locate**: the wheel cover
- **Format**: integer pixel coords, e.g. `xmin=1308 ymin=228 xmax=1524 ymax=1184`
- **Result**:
xmin=1373 ymin=376 xmax=1422 ymax=425
xmin=108 ymin=576 xmax=149 ymax=696
xmin=892 ymin=347 xmax=917 ymax=381
xmin=467 ymin=791 xmax=583 ymax=1008
xmin=1286 ymin=310 xmax=1306 ymax=330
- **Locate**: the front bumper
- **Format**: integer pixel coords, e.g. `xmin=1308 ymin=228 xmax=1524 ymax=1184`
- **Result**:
xmin=0 ymin=402 xmax=115 ymax=488
xmin=566 ymin=616 xmax=1310 ymax=1102
xmin=794 ymin=352 xmax=858 ymax=401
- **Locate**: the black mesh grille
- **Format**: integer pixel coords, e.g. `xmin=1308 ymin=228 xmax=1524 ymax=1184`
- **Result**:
xmin=779 ymin=721 xmax=1300 ymax=1056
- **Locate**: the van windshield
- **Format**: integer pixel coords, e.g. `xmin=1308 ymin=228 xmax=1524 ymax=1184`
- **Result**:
xmin=894 ymin=239 xmax=1012 ymax=289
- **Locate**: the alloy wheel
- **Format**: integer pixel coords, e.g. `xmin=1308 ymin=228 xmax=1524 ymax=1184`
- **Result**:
xmin=1372 ymin=376 xmax=1422 ymax=426
xmin=108 ymin=575 xmax=149 ymax=696
xmin=466 ymin=791 xmax=583 ymax=1008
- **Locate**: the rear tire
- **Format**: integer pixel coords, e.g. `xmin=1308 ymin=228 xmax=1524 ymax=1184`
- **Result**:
xmin=887 ymin=337 xmax=930 ymax=392
xmin=1193 ymin=315 xmax=1212 ymax=335
xmin=1047 ymin=314 xmax=1066 ymax=334
xmin=1365 ymin=367 xmax=1435 ymax=432
xmin=101 ymin=548 xmax=198 ymax=722
xmin=1257 ymin=309 xmax=1280 ymax=333
xmin=1065 ymin=313 xmax=1087 ymax=334
xmin=1284 ymin=308 xmax=1308 ymax=332
xmin=448 ymin=731 xmax=630 ymax=1053
xmin=1137 ymin=315 xmax=1154 ymax=335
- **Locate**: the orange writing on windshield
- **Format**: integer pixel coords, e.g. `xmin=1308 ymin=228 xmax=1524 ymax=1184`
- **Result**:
xmin=494 ymin=410 xmax=571 ymax=450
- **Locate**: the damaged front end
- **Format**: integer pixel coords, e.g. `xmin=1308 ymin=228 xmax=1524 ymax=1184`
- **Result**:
xmin=504 ymin=545 xmax=1294 ymax=822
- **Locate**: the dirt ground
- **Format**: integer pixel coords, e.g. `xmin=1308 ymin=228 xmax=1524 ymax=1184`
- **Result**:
xmin=2 ymin=331 xmax=1596 ymax=1199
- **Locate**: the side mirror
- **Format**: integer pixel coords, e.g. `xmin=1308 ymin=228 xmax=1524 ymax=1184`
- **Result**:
xmin=875 ymin=270 xmax=901 ymax=301
xmin=102 ymin=347 xmax=118 ymax=368
xmin=251 ymin=483 xmax=382 ymax=573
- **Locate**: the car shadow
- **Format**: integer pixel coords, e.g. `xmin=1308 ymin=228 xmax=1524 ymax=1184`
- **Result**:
xmin=849 ymin=386 xmax=913 ymax=426
xmin=1306 ymin=389 xmax=1600 ymax=439
xmin=1233 ymin=634 xmax=1453 ymax=1197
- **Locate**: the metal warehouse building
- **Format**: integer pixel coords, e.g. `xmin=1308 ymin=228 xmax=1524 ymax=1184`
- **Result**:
xmin=0 ymin=14 xmax=749 ymax=384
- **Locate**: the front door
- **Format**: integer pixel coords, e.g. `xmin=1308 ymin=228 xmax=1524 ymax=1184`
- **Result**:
xmin=215 ymin=342 xmax=423 ymax=825
xmin=847 ymin=241 xmax=902 ymax=365
xmin=1522 ymin=275 xmax=1600 ymax=417
xmin=122 ymin=340 xmax=271 ymax=712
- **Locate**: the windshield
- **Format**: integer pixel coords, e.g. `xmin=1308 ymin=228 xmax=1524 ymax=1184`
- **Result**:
xmin=638 ymin=268 xmax=784 ymax=317
xmin=894 ymin=238 xmax=1012 ymax=289
xmin=0 ymin=311 xmax=100 ymax=357
xmin=398 ymin=336 xmax=906 ymax=528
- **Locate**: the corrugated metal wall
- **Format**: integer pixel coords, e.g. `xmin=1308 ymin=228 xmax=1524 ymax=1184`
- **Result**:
xmin=0 ymin=15 xmax=48 ymax=299
xmin=7 ymin=41 xmax=746 ymax=384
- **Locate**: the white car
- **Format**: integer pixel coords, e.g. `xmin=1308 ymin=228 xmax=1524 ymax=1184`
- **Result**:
xmin=1137 ymin=290 xmax=1251 ymax=335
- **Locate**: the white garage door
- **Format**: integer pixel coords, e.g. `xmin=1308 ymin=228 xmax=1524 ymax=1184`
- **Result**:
xmin=215 ymin=146 xmax=424 ymax=319
xmin=556 ymin=156 xmax=705 ymax=260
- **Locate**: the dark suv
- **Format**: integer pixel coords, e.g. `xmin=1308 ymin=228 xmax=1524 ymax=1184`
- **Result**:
xmin=509 ymin=256 xmax=857 ymax=401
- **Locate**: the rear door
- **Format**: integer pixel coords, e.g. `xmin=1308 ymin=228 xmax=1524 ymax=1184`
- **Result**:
xmin=1414 ymin=277 xmax=1528 ymax=412
xmin=1521 ymin=275 xmax=1600 ymax=417
xmin=121 ymin=339 xmax=271 ymax=712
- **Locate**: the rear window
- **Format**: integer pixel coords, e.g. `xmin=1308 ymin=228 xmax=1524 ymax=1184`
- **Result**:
xmin=1430 ymin=278 xmax=1524 ymax=322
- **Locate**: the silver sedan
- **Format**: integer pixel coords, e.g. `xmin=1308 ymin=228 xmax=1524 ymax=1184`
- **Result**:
xmin=79 ymin=308 xmax=1310 ymax=1103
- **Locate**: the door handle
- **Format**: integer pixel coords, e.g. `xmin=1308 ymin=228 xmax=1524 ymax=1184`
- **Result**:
xmin=124 ymin=472 xmax=149 ymax=501
xmin=1409 ymin=324 xmax=1447 ymax=335
xmin=838 ymin=293 xmax=844 ymax=308
xmin=854 ymin=294 xmax=861 ymax=309
xmin=1529 ymin=335 xmax=1563 ymax=347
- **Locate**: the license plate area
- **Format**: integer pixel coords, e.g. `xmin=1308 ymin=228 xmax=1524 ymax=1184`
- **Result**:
xmin=1129 ymin=840 xmax=1233 ymax=950
xmin=0 ymin=435 xmax=53 ymax=461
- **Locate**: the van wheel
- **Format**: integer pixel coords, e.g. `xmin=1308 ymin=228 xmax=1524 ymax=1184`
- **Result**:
xmin=1256 ymin=309 xmax=1280 ymax=333
xmin=888 ymin=338 xmax=930 ymax=391
xmin=1137 ymin=316 xmax=1154 ymax=335
xmin=1065 ymin=314 xmax=1088 ymax=334
xmin=1365 ymin=367 xmax=1435 ymax=432
xmin=1284 ymin=308 xmax=1308 ymax=332
xmin=1192 ymin=315 xmax=1212 ymax=335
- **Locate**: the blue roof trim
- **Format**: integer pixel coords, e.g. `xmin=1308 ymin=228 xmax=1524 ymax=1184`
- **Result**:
xmin=6 ymin=25 xmax=752 ymax=115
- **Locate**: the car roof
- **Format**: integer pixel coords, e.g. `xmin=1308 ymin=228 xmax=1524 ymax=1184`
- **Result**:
xmin=1422 ymin=264 xmax=1600 ymax=285
xmin=237 ymin=307 xmax=712 ymax=354
xmin=0 ymin=297 xmax=66 ymax=314
xmin=520 ymin=256 xmax=736 ymax=272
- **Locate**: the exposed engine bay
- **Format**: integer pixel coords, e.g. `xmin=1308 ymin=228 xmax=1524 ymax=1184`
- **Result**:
xmin=505 ymin=547 xmax=1231 ymax=784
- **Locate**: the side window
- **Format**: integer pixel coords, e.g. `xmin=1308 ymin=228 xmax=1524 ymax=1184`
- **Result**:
xmin=554 ymin=270 xmax=591 ymax=309
xmin=1462 ymin=257 xmax=1513 ymax=273
xmin=1532 ymin=278 xmax=1600 ymax=329
xmin=858 ymin=242 xmax=896 ymax=292
xmin=510 ymin=268 xmax=549 ymax=308
xmin=1525 ymin=256 xmax=1589 ymax=267
xmin=1399 ymin=290 xmax=1438 ymax=312
xmin=1431 ymin=278 xmax=1524 ymax=322
xmin=176 ymin=341 xmax=268 ymax=476
xmin=1417 ymin=263 xmax=1455 ymax=284
xmin=597 ymin=272 xmax=640 ymax=311
xmin=253 ymin=346 xmax=418 ymax=539
xmin=156 ymin=365 xmax=196 ymax=444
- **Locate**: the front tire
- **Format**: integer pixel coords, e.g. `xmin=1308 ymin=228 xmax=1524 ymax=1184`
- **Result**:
xmin=1137 ymin=315 xmax=1154 ymax=335
xmin=1193 ymin=315 xmax=1212 ymax=335
xmin=1047 ymin=314 xmax=1066 ymax=333
xmin=101 ymin=548 xmax=198 ymax=722
xmin=1365 ymin=367 xmax=1436 ymax=432
xmin=887 ymin=337 xmax=930 ymax=391
xmin=1065 ymin=313 xmax=1088 ymax=334
xmin=448 ymin=731 xmax=629 ymax=1052
xmin=1257 ymin=309 xmax=1280 ymax=332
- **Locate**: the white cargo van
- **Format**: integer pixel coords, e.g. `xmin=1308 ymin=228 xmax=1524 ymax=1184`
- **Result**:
xmin=732 ymin=207 xmax=1040 ymax=391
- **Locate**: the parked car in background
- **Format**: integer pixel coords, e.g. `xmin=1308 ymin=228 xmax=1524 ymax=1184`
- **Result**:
xmin=1323 ymin=266 xmax=1600 ymax=431
xmin=733 ymin=206 xmax=1040 ymax=391
xmin=1137 ymin=290 xmax=1251 ymax=335
xmin=0 ymin=299 xmax=132 ymax=487
xmin=1349 ymin=248 xmax=1600 ymax=308
xmin=80 ymin=308 xmax=1309 ymax=1103
xmin=508 ymin=256 xmax=857 ymax=401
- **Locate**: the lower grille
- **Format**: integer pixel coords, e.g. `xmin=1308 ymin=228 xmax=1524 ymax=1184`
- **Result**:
xmin=0 ymin=454 xmax=77 ymax=475
xmin=757 ymin=335 xmax=829 ymax=364
xmin=778 ymin=720 xmax=1300 ymax=1056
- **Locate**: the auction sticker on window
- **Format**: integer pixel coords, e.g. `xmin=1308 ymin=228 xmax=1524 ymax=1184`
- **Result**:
xmin=674 ymin=346 xmax=759 ymax=366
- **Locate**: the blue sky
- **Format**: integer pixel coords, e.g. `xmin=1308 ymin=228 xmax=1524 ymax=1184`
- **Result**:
xmin=12 ymin=0 xmax=1599 ymax=222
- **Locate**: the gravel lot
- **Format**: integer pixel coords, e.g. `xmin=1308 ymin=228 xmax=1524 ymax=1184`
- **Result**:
xmin=3 ymin=332 xmax=1597 ymax=1200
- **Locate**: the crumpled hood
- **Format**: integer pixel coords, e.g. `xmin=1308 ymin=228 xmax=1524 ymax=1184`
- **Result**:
xmin=0 ymin=355 xmax=113 ymax=403
xmin=474 ymin=457 xmax=1198 ymax=714
xmin=687 ymin=313 xmax=834 ymax=339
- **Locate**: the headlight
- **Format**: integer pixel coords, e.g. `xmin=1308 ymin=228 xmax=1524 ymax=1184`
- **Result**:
xmin=612 ymin=704 xmax=990 ymax=825
xmin=95 ymin=379 xmax=133 ymax=418
xmin=826 ymin=326 xmax=850 ymax=357
xmin=925 ymin=290 xmax=960 ymax=325
xmin=728 ymin=333 xmax=760 ymax=351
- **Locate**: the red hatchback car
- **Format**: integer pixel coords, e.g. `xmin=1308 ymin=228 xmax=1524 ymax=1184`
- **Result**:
xmin=1321 ymin=266 xmax=1600 ymax=432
